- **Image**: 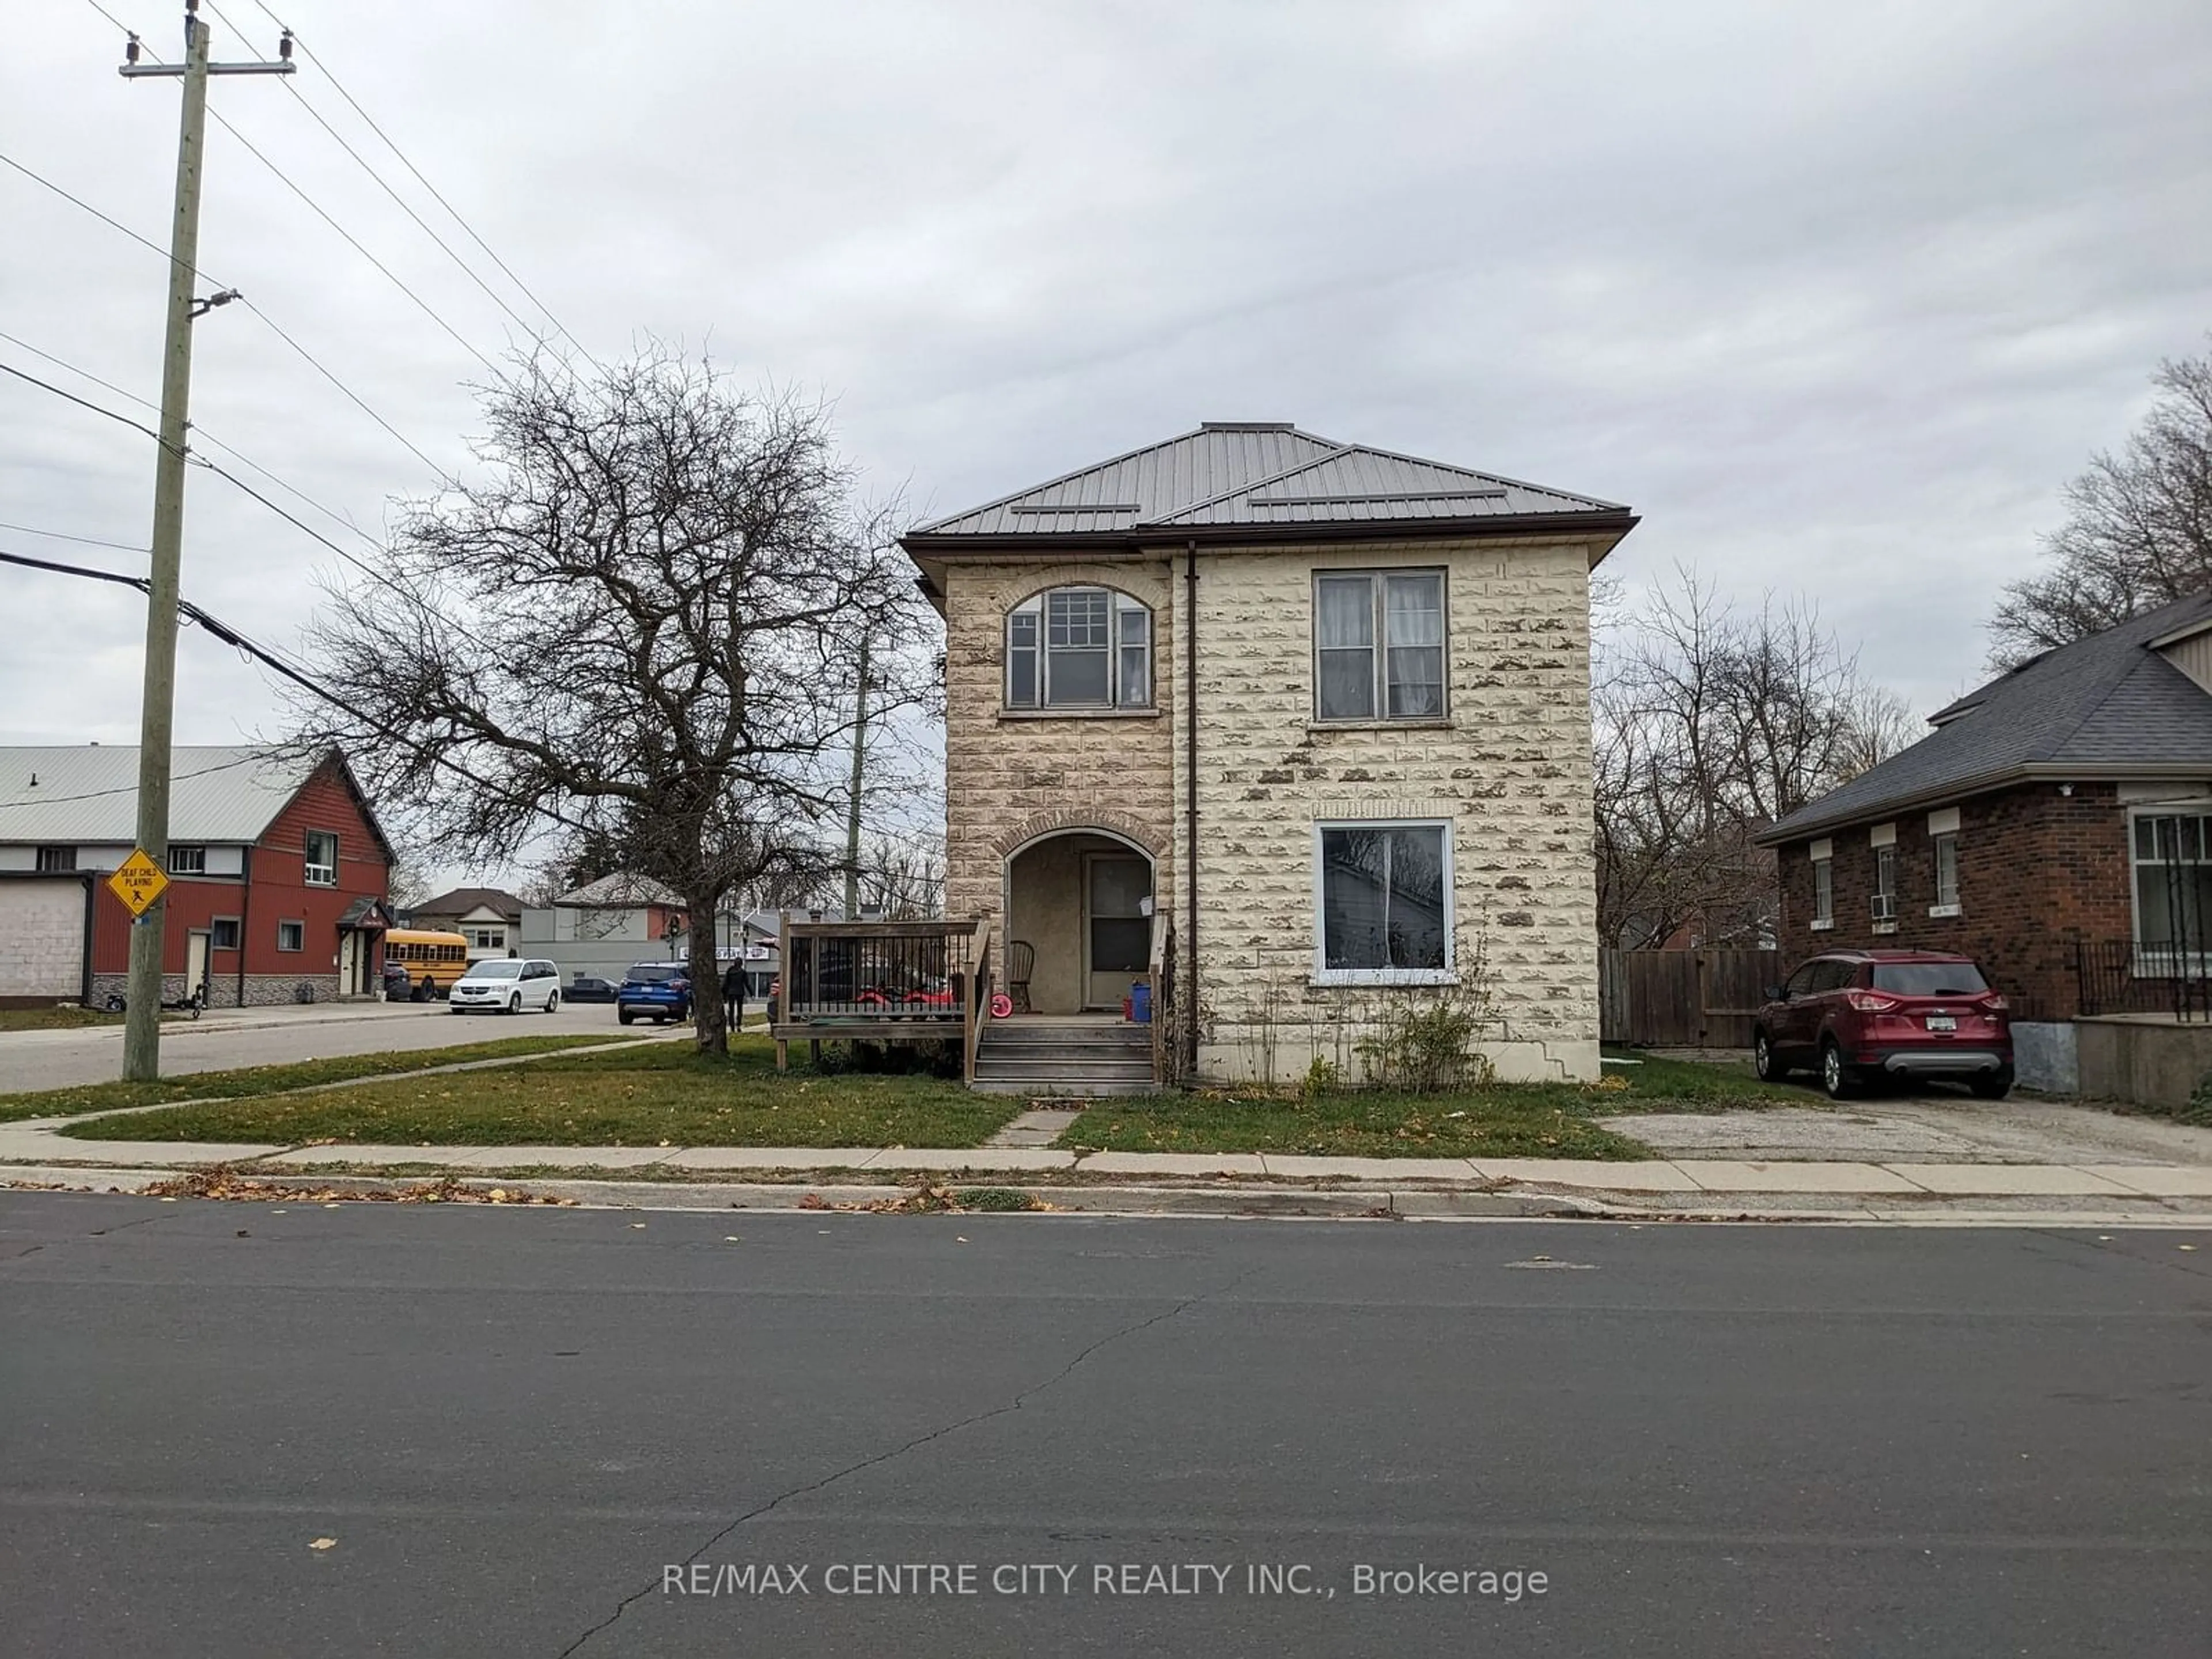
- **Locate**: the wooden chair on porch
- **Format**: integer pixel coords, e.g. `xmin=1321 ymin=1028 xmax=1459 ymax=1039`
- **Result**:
xmin=1006 ymin=940 xmax=1035 ymax=1014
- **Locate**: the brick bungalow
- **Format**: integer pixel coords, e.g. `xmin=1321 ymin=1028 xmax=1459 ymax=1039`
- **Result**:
xmin=1756 ymin=590 xmax=2212 ymax=1088
xmin=0 ymin=745 xmax=393 ymax=1007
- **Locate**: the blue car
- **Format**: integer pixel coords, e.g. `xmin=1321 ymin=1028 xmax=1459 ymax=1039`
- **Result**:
xmin=617 ymin=962 xmax=692 ymax=1025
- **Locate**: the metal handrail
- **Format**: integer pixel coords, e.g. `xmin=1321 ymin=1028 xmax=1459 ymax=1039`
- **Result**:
xmin=965 ymin=921 xmax=995 ymax=1084
xmin=1147 ymin=910 xmax=1175 ymax=1088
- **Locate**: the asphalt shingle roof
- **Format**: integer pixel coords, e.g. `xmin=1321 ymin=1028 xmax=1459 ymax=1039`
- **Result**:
xmin=1759 ymin=590 xmax=2212 ymax=844
xmin=906 ymin=422 xmax=1628 ymax=540
xmin=554 ymin=872 xmax=686 ymax=908
xmin=413 ymin=886 xmax=524 ymax=922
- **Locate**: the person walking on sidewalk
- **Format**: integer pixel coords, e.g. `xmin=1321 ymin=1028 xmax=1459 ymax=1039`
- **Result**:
xmin=722 ymin=960 xmax=747 ymax=1033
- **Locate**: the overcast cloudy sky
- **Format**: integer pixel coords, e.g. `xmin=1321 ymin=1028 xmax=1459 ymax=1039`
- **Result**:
xmin=5 ymin=0 xmax=2210 ymax=863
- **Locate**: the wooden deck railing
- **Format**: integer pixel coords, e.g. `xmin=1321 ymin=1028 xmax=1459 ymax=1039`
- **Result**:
xmin=772 ymin=915 xmax=986 ymax=1069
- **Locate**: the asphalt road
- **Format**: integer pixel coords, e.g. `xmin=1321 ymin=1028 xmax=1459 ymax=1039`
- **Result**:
xmin=2 ymin=1198 xmax=2207 ymax=1658
xmin=0 ymin=999 xmax=656 ymax=1094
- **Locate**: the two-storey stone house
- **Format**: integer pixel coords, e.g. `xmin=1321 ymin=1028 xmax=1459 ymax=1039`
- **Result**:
xmin=902 ymin=422 xmax=1637 ymax=1085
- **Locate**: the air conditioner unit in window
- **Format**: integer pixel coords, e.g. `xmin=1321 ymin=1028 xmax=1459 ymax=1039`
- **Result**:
xmin=1870 ymin=893 xmax=1896 ymax=922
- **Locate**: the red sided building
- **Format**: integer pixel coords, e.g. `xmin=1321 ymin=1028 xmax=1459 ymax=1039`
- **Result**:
xmin=0 ymin=745 xmax=394 ymax=1008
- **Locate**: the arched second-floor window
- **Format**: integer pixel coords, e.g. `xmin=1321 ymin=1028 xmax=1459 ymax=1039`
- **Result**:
xmin=1006 ymin=587 xmax=1151 ymax=710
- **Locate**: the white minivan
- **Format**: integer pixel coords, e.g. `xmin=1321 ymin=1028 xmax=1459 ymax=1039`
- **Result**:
xmin=448 ymin=958 xmax=563 ymax=1014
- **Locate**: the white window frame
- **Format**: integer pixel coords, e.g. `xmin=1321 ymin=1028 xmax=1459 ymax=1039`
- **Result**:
xmin=1809 ymin=838 xmax=1834 ymax=930
xmin=1312 ymin=568 xmax=1449 ymax=723
xmin=1870 ymin=839 xmax=1897 ymax=930
xmin=35 ymin=846 xmax=75 ymax=873
xmin=168 ymin=844 xmax=207 ymax=876
xmin=1004 ymin=586 xmax=1152 ymax=711
xmin=304 ymin=830 xmax=339 ymax=887
xmin=276 ymin=919 xmax=305 ymax=952
xmin=1929 ymin=832 xmax=1960 ymax=915
xmin=1310 ymin=818 xmax=1456 ymax=986
xmin=210 ymin=916 xmax=241 ymax=950
xmin=2129 ymin=809 xmax=2212 ymax=971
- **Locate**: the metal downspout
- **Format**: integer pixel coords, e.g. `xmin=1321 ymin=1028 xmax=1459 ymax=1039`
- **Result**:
xmin=1184 ymin=540 xmax=1199 ymax=1074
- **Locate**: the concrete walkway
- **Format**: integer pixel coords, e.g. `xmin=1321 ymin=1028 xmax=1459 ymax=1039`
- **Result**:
xmin=5 ymin=1111 xmax=2212 ymax=1205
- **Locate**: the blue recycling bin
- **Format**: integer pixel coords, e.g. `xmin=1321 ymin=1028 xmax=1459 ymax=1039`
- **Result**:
xmin=1130 ymin=982 xmax=1152 ymax=1023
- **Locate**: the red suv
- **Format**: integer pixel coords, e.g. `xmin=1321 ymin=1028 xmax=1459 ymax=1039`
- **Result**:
xmin=1752 ymin=950 xmax=2013 ymax=1100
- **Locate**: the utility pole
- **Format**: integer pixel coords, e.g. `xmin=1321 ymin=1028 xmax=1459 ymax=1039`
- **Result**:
xmin=842 ymin=634 xmax=871 ymax=920
xmin=118 ymin=3 xmax=294 ymax=1081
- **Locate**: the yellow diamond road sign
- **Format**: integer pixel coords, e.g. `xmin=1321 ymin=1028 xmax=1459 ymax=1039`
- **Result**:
xmin=107 ymin=848 xmax=169 ymax=918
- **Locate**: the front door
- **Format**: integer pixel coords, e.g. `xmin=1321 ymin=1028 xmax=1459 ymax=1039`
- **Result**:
xmin=339 ymin=931 xmax=366 ymax=997
xmin=1082 ymin=854 xmax=1151 ymax=1012
xmin=186 ymin=930 xmax=211 ymax=1005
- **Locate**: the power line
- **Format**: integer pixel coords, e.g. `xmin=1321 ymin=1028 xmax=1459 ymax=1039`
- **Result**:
xmin=1 ymin=340 xmax=499 ymax=653
xmin=0 ymin=546 xmax=147 ymax=589
xmin=0 ymin=327 xmax=160 ymax=412
xmin=69 ymin=5 xmax=505 ymax=376
xmin=0 ymin=724 xmax=281 ymax=809
xmin=0 ymin=545 xmax=596 ymax=834
xmin=203 ymin=0 xmax=571 ymax=361
xmin=203 ymin=107 xmax=503 ymax=375
xmin=0 ymin=149 xmax=205 ymax=281
xmin=1 ymin=325 xmax=395 ymax=554
xmin=0 ymin=149 xmax=455 ymax=484
xmin=234 ymin=299 xmax=453 ymax=480
xmin=0 ymin=521 xmax=148 ymax=554
xmin=0 ymin=359 xmax=171 ymax=449
xmin=241 ymin=0 xmax=599 ymax=370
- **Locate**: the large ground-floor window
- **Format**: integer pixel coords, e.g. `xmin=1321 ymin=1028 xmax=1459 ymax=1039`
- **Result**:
xmin=2133 ymin=812 xmax=2212 ymax=959
xmin=1314 ymin=820 xmax=1452 ymax=984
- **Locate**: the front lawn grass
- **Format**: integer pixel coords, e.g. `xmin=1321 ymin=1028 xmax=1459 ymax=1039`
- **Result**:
xmin=1055 ymin=1050 xmax=1805 ymax=1159
xmin=1 ymin=1035 xmax=627 ymax=1124
xmin=1058 ymin=1090 xmax=1649 ymax=1159
xmin=1588 ymin=1050 xmax=1807 ymax=1111
xmin=57 ymin=1036 xmax=1022 ymax=1149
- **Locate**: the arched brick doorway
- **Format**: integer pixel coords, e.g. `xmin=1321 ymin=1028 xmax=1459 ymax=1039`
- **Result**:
xmin=998 ymin=822 xmax=1157 ymax=1015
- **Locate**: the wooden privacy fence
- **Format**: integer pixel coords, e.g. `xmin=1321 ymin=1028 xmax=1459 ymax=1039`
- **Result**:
xmin=1599 ymin=948 xmax=1782 ymax=1049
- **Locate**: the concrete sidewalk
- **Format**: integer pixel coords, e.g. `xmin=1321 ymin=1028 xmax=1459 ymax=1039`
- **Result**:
xmin=5 ymin=1114 xmax=2212 ymax=1207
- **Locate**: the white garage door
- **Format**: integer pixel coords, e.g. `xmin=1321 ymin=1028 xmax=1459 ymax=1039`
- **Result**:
xmin=0 ymin=877 xmax=89 ymax=999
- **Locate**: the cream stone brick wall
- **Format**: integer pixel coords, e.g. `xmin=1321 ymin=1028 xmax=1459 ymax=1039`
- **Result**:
xmin=1177 ymin=537 xmax=1599 ymax=1084
xmin=938 ymin=536 xmax=1601 ymax=1085
xmin=941 ymin=558 xmax=1177 ymax=937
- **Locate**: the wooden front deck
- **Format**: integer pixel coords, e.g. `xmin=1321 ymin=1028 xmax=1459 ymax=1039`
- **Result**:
xmin=769 ymin=912 xmax=1179 ymax=1089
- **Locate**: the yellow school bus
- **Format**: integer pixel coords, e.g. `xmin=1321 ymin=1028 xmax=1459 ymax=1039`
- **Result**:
xmin=384 ymin=929 xmax=470 ymax=1001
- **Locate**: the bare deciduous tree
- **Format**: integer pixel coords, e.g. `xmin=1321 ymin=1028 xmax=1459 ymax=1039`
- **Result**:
xmin=853 ymin=827 xmax=945 ymax=919
xmin=290 ymin=346 xmax=933 ymax=1052
xmin=1988 ymin=343 xmax=2212 ymax=666
xmin=1594 ymin=569 xmax=1916 ymax=950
